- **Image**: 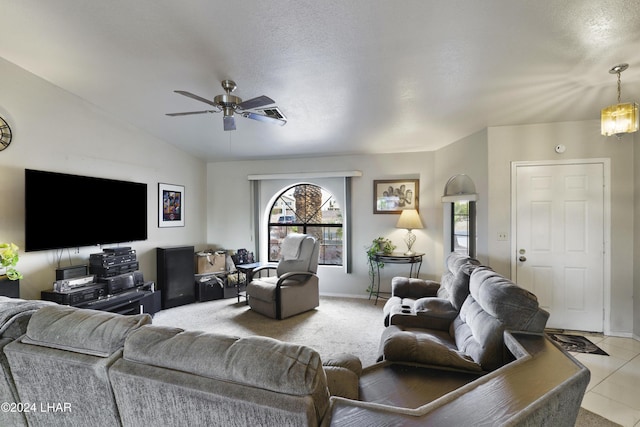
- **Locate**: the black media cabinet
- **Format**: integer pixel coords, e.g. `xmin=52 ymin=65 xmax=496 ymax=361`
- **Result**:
xmin=76 ymin=289 xmax=161 ymax=315
xmin=41 ymin=286 xmax=162 ymax=316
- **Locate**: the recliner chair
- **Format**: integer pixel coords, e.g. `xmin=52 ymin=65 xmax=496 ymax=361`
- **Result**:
xmin=247 ymin=234 xmax=320 ymax=319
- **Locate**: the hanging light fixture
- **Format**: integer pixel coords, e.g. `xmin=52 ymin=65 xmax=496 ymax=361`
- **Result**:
xmin=601 ymin=63 xmax=639 ymax=138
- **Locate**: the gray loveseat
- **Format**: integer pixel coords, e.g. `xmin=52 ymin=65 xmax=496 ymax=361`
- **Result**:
xmin=380 ymin=266 xmax=550 ymax=372
xmin=382 ymin=252 xmax=480 ymax=329
xmin=334 ymin=262 xmax=588 ymax=426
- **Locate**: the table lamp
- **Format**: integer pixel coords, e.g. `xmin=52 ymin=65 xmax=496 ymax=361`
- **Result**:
xmin=396 ymin=209 xmax=423 ymax=255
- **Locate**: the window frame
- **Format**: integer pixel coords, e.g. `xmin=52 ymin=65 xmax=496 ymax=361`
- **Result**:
xmin=266 ymin=183 xmax=344 ymax=266
xmin=450 ymin=200 xmax=476 ymax=258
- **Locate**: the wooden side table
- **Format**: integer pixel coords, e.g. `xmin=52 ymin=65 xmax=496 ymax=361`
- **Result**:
xmin=369 ymin=252 xmax=424 ymax=304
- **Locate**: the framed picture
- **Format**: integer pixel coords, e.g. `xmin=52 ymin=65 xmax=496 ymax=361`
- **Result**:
xmin=373 ymin=179 xmax=419 ymax=214
xmin=159 ymin=183 xmax=185 ymax=227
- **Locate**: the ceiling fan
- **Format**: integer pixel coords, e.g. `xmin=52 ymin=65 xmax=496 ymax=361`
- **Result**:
xmin=166 ymin=80 xmax=287 ymax=131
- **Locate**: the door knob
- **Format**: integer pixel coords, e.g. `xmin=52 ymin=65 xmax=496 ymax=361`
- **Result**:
xmin=519 ymin=256 xmax=527 ymax=262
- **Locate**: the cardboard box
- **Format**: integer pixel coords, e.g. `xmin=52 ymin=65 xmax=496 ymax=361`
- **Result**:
xmin=196 ymin=252 xmax=226 ymax=274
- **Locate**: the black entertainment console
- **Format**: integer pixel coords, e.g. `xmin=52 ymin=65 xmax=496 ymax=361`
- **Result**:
xmin=41 ymin=248 xmax=161 ymax=316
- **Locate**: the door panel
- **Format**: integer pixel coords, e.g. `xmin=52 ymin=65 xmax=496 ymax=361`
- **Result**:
xmin=515 ymin=163 xmax=604 ymax=331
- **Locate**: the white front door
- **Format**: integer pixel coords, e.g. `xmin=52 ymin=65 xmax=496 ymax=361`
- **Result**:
xmin=513 ymin=162 xmax=605 ymax=332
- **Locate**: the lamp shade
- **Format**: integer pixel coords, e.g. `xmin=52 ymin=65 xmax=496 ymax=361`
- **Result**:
xmin=396 ymin=209 xmax=423 ymax=230
xmin=601 ymin=102 xmax=639 ymax=136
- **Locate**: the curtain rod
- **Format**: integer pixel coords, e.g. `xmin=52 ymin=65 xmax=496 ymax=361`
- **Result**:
xmin=247 ymin=170 xmax=362 ymax=180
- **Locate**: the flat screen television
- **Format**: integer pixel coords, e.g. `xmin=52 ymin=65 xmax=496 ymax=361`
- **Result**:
xmin=25 ymin=169 xmax=148 ymax=252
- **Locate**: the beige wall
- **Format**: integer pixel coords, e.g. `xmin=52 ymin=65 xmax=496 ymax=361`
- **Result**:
xmin=0 ymin=58 xmax=207 ymax=299
xmin=487 ymin=120 xmax=635 ymax=335
xmin=434 ymin=129 xmax=489 ymax=267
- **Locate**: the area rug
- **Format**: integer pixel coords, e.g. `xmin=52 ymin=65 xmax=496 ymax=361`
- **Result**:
xmin=152 ymin=295 xmax=386 ymax=367
xmin=547 ymin=333 xmax=609 ymax=356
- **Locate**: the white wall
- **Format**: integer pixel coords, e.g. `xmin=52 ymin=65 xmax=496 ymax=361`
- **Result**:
xmin=0 ymin=58 xmax=207 ymax=300
xmin=487 ymin=120 xmax=635 ymax=335
xmin=207 ymin=153 xmax=441 ymax=297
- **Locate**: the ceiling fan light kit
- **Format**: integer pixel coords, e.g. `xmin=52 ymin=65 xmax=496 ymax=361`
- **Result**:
xmin=167 ymin=79 xmax=287 ymax=131
xmin=601 ymin=63 xmax=639 ymax=138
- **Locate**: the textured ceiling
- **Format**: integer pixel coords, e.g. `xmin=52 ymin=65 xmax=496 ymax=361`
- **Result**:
xmin=1 ymin=0 xmax=640 ymax=161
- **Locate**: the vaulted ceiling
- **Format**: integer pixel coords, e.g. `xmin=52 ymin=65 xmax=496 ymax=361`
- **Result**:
xmin=2 ymin=1 xmax=640 ymax=161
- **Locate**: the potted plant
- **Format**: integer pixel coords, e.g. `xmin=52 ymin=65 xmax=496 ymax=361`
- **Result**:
xmin=366 ymin=237 xmax=395 ymax=259
xmin=365 ymin=237 xmax=395 ymax=292
xmin=0 ymin=242 xmax=23 ymax=281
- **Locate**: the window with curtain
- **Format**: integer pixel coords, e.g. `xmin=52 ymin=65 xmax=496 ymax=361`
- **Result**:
xmin=267 ymin=184 xmax=343 ymax=265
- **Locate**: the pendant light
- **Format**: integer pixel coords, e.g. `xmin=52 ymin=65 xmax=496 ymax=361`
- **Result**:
xmin=601 ymin=63 xmax=639 ymax=138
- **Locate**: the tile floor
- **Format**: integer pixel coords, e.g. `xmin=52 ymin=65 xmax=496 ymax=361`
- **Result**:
xmin=571 ymin=333 xmax=640 ymax=426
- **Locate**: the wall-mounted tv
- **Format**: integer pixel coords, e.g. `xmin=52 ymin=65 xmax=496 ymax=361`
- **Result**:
xmin=25 ymin=169 xmax=148 ymax=252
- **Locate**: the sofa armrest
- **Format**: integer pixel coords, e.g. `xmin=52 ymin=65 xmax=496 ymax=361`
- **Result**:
xmin=322 ymin=353 xmax=362 ymax=400
xmin=391 ymin=277 xmax=440 ymax=299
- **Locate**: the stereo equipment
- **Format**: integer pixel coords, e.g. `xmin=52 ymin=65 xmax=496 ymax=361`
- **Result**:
xmin=55 ymin=265 xmax=89 ymax=280
xmin=90 ymin=261 xmax=139 ymax=278
xmin=134 ymin=271 xmax=144 ymax=285
xmin=98 ymin=272 xmax=140 ymax=294
xmin=90 ymin=252 xmax=136 ymax=267
xmin=103 ymin=246 xmax=133 ymax=254
xmin=53 ymin=274 xmax=97 ymax=293
xmin=41 ymin=283 xmax=107 ymax=306
xmin=157 ymin=246 xmax=196 ymax=309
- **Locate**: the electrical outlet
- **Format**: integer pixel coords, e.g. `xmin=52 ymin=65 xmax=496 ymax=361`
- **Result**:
xmin=497 ymin=232 xmax=508 ymax=241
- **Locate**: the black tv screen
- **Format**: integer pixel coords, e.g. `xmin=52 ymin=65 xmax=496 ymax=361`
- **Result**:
xmin=25 ymin=169 xmax=148 ymax=252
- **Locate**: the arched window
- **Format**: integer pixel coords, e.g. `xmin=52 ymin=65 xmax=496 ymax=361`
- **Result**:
xmin=268 ymin=184 xmax=343 ymax=265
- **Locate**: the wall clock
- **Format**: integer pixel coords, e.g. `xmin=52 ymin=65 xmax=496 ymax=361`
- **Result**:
xmin=0 ymin=116 xmax=12 ymax=151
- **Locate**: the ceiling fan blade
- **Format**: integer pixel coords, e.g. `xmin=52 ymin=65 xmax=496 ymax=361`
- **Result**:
xmin=174 ymin=90 xmax=219 ymax=108
xmin=238 ymin=95 xmax=275 ymax=110
xmin=243 ymin=112 xmax=287 ymax=126
xmin=166 ymin=110 xmax=217 ymax=117
xmin=223 ymin=115 xmax=236 ymax=131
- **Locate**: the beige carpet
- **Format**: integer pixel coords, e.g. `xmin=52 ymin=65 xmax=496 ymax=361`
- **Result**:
xmin=152 ymin=295 xmax=618 ymax=426
xmin=152 ymin=295 xmax=385 ymax=367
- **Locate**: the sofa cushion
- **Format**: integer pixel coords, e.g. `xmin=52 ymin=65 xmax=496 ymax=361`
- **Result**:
xmin=322 ymin=353 xmax=363 ymax=399
xmin=123 ymin=325 xmax=325 ymax=396
xmin=469 ymin=267 xmax=549 ymax=332
xmin=436 ymin=254 xmax=479 ymax=310
xmin=389 ymin=277 xmax=440 ymax=300
xmin=414 ymin=297 xmax=457 ymax=318
xmin=380 ymin=325 xmax=482 ymax=371
xmin=0 ymin=297 xmax=55 ymax=339
xmin=453 ymin=296 xmax=507 ymax=371
xmin=21 ymin=305 xmax=151 ymax=357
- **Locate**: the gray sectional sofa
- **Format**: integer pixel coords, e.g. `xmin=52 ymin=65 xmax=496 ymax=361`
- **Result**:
xmin=0 ymin=299 xmax=360 ymax=427
xmin=0 ymin=254 xmax=590 ymax=426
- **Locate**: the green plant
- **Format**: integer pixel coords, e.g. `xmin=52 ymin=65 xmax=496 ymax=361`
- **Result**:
xmin=365 ymin=238 xmax=396 ymax=291
xmin=0 ymin=242 xmax=23 ymax=281
xmin=366 ymin=237 xmax=395 ymax=259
